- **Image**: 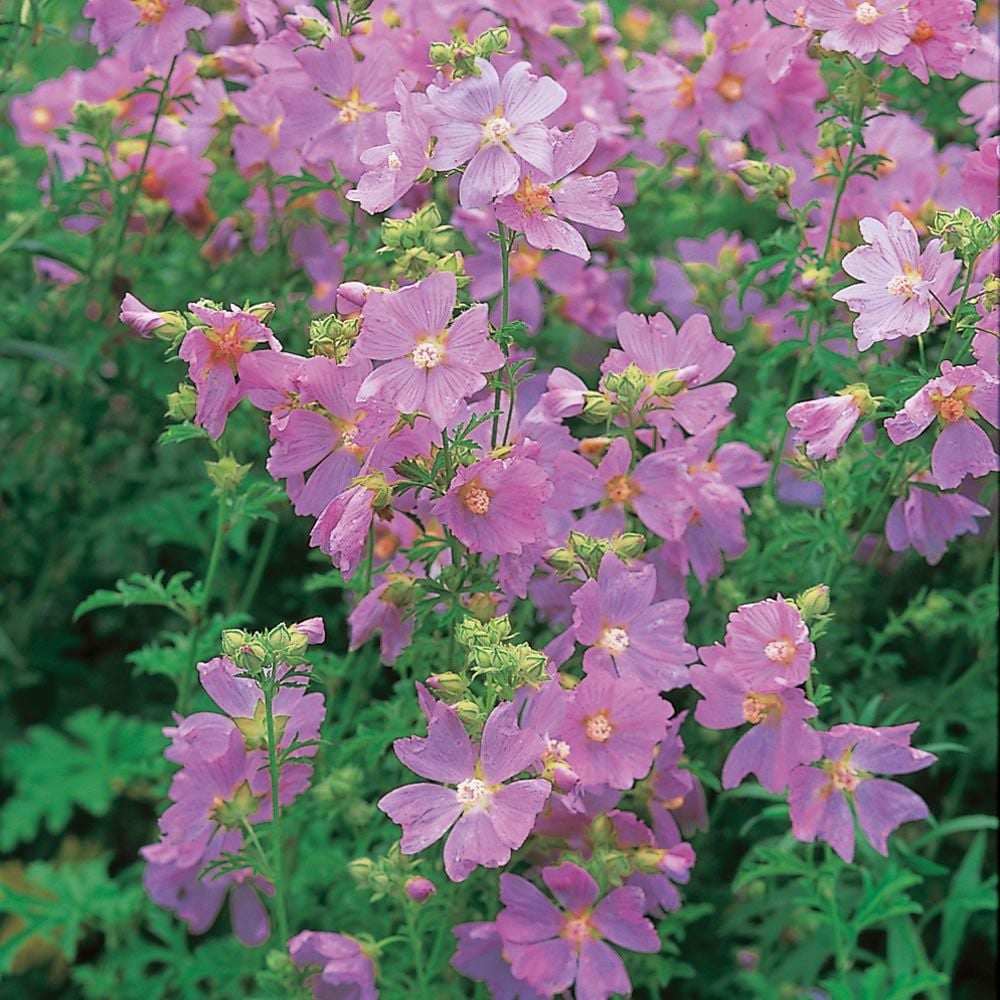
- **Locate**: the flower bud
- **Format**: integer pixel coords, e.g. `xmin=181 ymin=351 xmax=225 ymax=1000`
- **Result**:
xmin=580 ymin=390 xmax=613 ymax=423
xmin=155 ymin=310 xmax=189 ymax=341
xmin=475 ymin=26 xmax=510 ymax=55
xmin=467 ymin=591 xmax=498 ymax=623
xmin=336 ymin=282 xmax=369 ymax=316
xmin=429 ymin=41 xmax=452 ymax=65
xmin=347 ymin=857 xmax=375 ymax=886
xmin=205 ymin=455 xmax=251 ymax=494
xmin=589 ymin=814 xmax=614 ymax=844
xmin=795 ymin=584 xmax=831 ymax=623
xmin=545 ymin=546 xmax=577 ymax=574
xmin=293 ymin=17 xmax=331 ymax=43
xmin=613 ymin=533 xmax=646 ymax=560
xmin=426 ymin=672 xmax=468 ymax=701
xmin=247 ymin=301 xmax=276 ymax=324
xmin=453 ymin=700 xmax=483 ymax=727
xmin=221 ymin=628 xmax=250 ymax=659
xmin=166 ymin=383 xmax=197 ymax=422
xmin=839 ymin=383 xmax=878 ymax=417
xmin=633 ymin=846 xmax=668 ymax=874
xmin=650 ymin=368 xmax=685 ymax=398
xmin=270 ymin=622 xmax=310 ymax=662
xmin=404 ymin=876 xmax=436 ymax=903
xmin=350 ymin=0 xmax=374 ymax=11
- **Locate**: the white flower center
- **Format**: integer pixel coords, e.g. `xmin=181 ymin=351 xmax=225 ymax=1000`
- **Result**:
xmin=583 ymin=712 xmax=614 ymax=743
xmin=600 ymin=627 xmax=630 ymax=654
xmin=462 ymin=486 xmax=491 ymax=515
xmin=854 ymin=2 xmax=880 ymax=25
xmin=456 ymin=777 xmax=491 ymax=809
xmin=387 ymin=151 xmax=402 ymax=171
xmin=412 ymin=340 xmax=443 ymax=369
xmin=483 ymin=115 xmax=513 ymax=144
xmin=545 ymin=737 xmax=571 ymax=760
xmin=764 ymin=638 xmax=796 ymax=666
xmin=887 ymin=273 xmax=916 ymax=298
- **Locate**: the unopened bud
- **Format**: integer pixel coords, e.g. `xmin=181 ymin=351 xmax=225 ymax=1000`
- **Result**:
xmin=649 ymin=368 xmax=685 ymax=398
xmin=166 ymin=383 xmax=197 ymax=421
xmin=429 ymin=42 xmax=451 ymax=65
xmin=475 ymin=26 xmax=510 ymax=55
xmin=427 ymin=672 xmax=468 ymax=701
xmin=795 ymin=584 xmax=831 ymax=623
xmin=206 ymin=455 xmax=251 ymax=494
xmin=839 ymin=383 xmax=878 ymax=417
xmin=336 ymin=281 xmax=369 ymax=316
xmin=293 ymin=16 xmax=331 ymax=43
xmin=453 ymin=700 xmax=483 ymax=727
xmin=613 ymin=533 xmax=646 ymax=560
xmin=404 ymin=876 xmax=436 ymax=903
xmin=545 ymin=547 xmax=577 ymax=574
xmin=246 ymin=301 xmax=275 ymax=324
xmin=580 ymin=390 xmax=613 ymax=423
xmin=347 ymin=857 xmax=375 ymax=885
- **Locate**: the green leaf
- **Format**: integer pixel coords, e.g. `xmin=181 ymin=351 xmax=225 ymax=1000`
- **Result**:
xmin=936 ymin=832 xmax=998 ymax=974
xmin=73 ymin=571 xmax=200 ymax=622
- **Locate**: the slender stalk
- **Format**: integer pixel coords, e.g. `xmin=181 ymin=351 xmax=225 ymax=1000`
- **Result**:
xmin=490 ymin=222 xmax=512 ymax=449
xmin=404 ymin=898 xmax=429 ymax=992
xmin=264 ymin=680 xmax=291 ymax=945
xmin=938 ymin=265 xmax=974 ymax=365
xmin=105 ymin=56 xmax=178 ymax=296
xmin=240 ymin=517 xmax=279 ymax=612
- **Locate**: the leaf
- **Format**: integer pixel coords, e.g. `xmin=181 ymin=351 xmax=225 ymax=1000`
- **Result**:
xmin=851 ymin=867 xmax=923 ymax=934
xmin=158 ymin=422 xmax=210 ymax=446
xmin=0 ymin=709 xmax=168 ymax=850
xmin=73 ymin=571 xmax=200 ymax=622
xmin=936 ymin=832 xmax=997 ymax=974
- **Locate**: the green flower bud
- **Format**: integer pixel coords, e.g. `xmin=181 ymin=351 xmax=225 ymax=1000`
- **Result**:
xmin=545 ymin=546 xmax=578 ymax=574
xmin=347 ymin=857 xmax=375 ymax=886
xmin=475 ymin=26 xmax=510 ymax=56
xmin=296 ymin=17 xmax=331 ymax=43
xmin=794 ymin=584 xmax=831 ymax=623
xmin=166 ymin=383 xmax=197 ymax=422
xmin=246 ymin=301 xmax=276 ymax=324
xmin=580 ymin=390 xmax=613 ymax=423
xmin=650 ymin=368 xmax=685 ymax=398
xmin=349 ymin=0 xmax=374 ymax=12
xmin=428 ymin=672 xmax=469 ymax=701
xmin=838 ymin=383 xmax=879 ymax=417
xmin=205 ymin=454 xmax=252 ymax=494
xmin=154 ymin=310 xmax=189 ymax=342
xmin=210 ymin=780 xmax=264 ymax=829
xmin=453 ymin=700 xmax=484 ymax=727
xmin=429 ymin=41 xmax=452 ymax=65
xmin=613 ymin=533 xmax=646 ymax=560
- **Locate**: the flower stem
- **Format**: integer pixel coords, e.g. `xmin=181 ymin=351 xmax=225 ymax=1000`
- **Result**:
xmin=404 ymin=901 xmax=429 ymax=992
xmin=240 ymin=517 xmax=279 ymax=613
xmin=490 ymin=221 xmax=513 ymax=449
xmin=264 ymin=679 xmax=291 ymax=945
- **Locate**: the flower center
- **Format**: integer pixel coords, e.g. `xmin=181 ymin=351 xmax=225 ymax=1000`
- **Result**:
xmin=511 ymin=247 xmax=542 ymax=279
xmin=764 ymin=638 xmax=797 ymax=666
xmin=606 ymin=474 xmax=634 ymax=503
xmin=716 ymin=73 xmax=744 ymax=102
xmin=513 ymin=176 xmax=553 ymax=216
xmin=853 ymin=2 xmax=880 ymax=25
xmin=30 ymin=106 xmax=54 ymax=130
xmin=562 ymin=916 xmax=592 ymax=944
xmin=828 ymin=756 xmax=861 ymax=792
xmin=742 ymin=692 xmax=783 ymax=725
xmin=483 ymin=114 xmax=513 ymax=144
xmin=262 ymin=116 xmax=283 ymax=150
xmin=461 ymin=485 xmax=492 ymax=515
xmin=456 ymin=777 xmax=491 ymax=809
xmin=583 ymin=711 xmax=614 ymax=743
xmin=387 ymin=151 xmax=402 ymax=171
xmin=134 ymin=0 xmax=168 ymax=26
xmin=207 ymin=321 xmax=252 ymax=370
xmin=600 ymin=627 xmax=630 ymax=654
xmin=673 ymin=75 xmax=695 ymax=110
xmin=333 ymin=85 xmax=372 ymax=125
xmin=931 ymin=385 xmax=974 ymax=424
xmin=411 ymin=339 xmax=444 ymax=369
xmin=209 ymin=780 xmax=264 ymax=829
xmin=911 ymin=18 xmax=934 ymax=42
xmin=887 ymin=273 xmax=917 ymax=298
xmin=545 ymin=737 xmax=571 ymax=761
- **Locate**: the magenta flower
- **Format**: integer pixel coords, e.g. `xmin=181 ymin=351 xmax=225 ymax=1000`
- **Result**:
xmin=885 ymin=0 xmax=976 ymax=83
xmin=601 ymin=311 xmax=737 ymax=437
xmin=788 ymin=723 xmax=936 ymax=862
xmin=432 ymin=452 xmax=553 ymax=557
xmin=179 ymin=304 xmax=281 ymax=439
xmin=348 ymin=81 xmax=431 ymax=214
xmin=452 ymin=922 xmax=547 ymax=1000
xmin=120 ymin=292 xmax=168 ymax=339
xmin=494 ymin=122 xmax=624 ymax=261
xmin=288 ymin=931 xmax=377 ymax=1000
xmin=833 ymin=213 xmax=959 ymax=352
xmin=495 ymin=863 xmax=660 ymax=1000
xmin=426 ymin=59 xmax=567 ymax=209
xmin=378 ymin=701 xmax=551 ymax=882
xmin=884 ymin=362 xmax=999 ymax=489
xmin=787 ymin=385 xmax=876 ymax=461
xmin=721 ymin=595 xmax=815 ymax=689
xmin=309 ymin=481 xmax=381 ymax=579
xmin=570 ymin=552 xmax=694 ymax=691
xmin=348 ymin=573 xmax=417 ymax=665
xmin=83 ymin=0 xmax=210 ymax=71
xmin=563 ymin=672 xmax=672 ymax=790
xmin=806 ymin=0 xmax=911 ymax=61
xmin=353 ymin=271 xmax=503 ymax=427
xmin=691 ymin=648 xmax=822 ymax=794
xmin=885 ymin=472 xmax=991 ymax=565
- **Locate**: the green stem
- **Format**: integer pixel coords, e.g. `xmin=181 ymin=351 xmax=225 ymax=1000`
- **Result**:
xmin=240 ymin=517 xmax=279 ymax=613
xmin=404 ymin=898 xmax=429 ymax=991
xmin=264 ymin=680 xmax=291 ymax=945
xmin=105 ymin=56 xmax=177 ymax=297
xmin=938 ymin=265 xmax=974 ymax=366
xmin=176 ymin=497 xmax=228 ymax=712
xmin=490 ymin=222 xmax=512 ymax=449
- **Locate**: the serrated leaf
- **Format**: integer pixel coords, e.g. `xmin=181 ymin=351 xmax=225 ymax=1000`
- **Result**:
xmin=73 ymin=571 xmax=200 ymax=622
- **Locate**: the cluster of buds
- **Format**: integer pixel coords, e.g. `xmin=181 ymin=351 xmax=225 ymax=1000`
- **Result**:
xmin=928 ymin=207 xmax=1000 ymax=265
xmin=205 ymin=454 xmax=252 ymax=494
xmin=546 ymin=530 xmax=646 ymax=580
xmin=429 ymin=26 xmax=510 ymax=80
xmin=731 ymin=159 xmax=796 ymax=201
xmin=220 ymin=619 xmax=322 ymax=675
xmin=309 ymin=312 xmax=359 ymax=362
xmin=453 ymin=615 xmax=550 ymax=701
xmin=348 ymin=845 xmax=436 ymax=904
xmin=379 ymin=204 xmax=466 ymax=281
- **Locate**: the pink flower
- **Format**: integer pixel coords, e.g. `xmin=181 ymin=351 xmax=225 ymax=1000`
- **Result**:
xmin=309 ymin=481 xmax=381 ymax=579
xmin=885 ymin=0 xmax=976 ymax=83
xmin=833 ymin=213 xmax=959 ymax=352
xmin=570 ymin=552 xmax=694 ymax=692
xmin=378 ymin=701 xmax=551 ymax=882
xmin=960 ymin=138 xmax=1000 ymax=221
xmin=885 ymin=472 xmax=991 ymax=565
xmin=691 ymin=647 xmax=822 ymax=794
xmin=353 ymin=271 xmax=503 ymax=427
xmin=788 ymin=723 xmax=936 ymax=862
xmin=495 ymin=863 xmax=659 ymax=1000
xmin=120 ymin=293 xmax=168 ymax=338
xmin=179 ymin=304 xmax=281 ymax=439
xmin=884 ymin=362 xmax=999 ymax=489
xmin=432 ymin=452 xmax=554 ymax=557
xmin=494 ymin=122 xmax=624 ymax=261
xmin=562 ymin=672 xmax=672 ymax=789
xmin=288 ymin=931 xmax=377 ymax=1000
xmin=601 ymin=311 xmax=736 ymax=437
xmin=348 ymin=573 xmax=417 ymax=665
xmin=452 ymin=922 xmax=547 ymax=1000
xmin=805 ymin=0 xmax=912 ymax=61
xmin=787 ymin=385 xmax=875 ymax=460
xmin=721 ymin=595 xmax=815 ymax=689
xmin=83 ymin=0 xmax=210 ymax=71
xmin=426 ymin=59 xmax=567 ymax=209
